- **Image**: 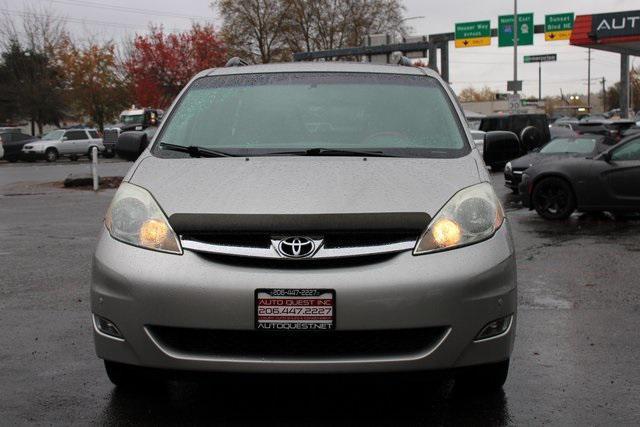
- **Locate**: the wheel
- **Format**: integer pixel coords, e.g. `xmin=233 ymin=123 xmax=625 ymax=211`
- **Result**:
xmin=7 ymin=156 xmax=18 ymax=162
xmin=531 ymin=177 xmax=576 ymax=220
xmin=87 ymin=147 xmax=99 ymax=158
xmin=455 ymin=359 xmax=510 ymax=391
xmin=102 ymin=148 xmax=115 ymax=159
xmin=104 ymin=360 xmax=156 ymax=388
xmin=45 ymin=148 xmax=58 ymax=162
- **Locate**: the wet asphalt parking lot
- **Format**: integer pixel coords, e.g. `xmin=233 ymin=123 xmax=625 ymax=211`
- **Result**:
xmin=1 ymin=159 xmax=639 ymax=425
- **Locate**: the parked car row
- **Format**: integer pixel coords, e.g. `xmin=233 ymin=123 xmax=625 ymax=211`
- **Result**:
xmin=500 ymin=133 xmax=640 ymax=220
xmin=0 ymin=128 xmax=105 ymax=162
xmin=471 ymin=112 xmax=640 ymax=220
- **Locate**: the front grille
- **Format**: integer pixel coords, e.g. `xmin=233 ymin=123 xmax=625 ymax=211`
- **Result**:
xmin=182 ymin=230 xmax=420 ymax=250
xmin=103 ymin=129 xmax=119 ymax=145
xmin=148 ymin=326 xmax=448 ymax=359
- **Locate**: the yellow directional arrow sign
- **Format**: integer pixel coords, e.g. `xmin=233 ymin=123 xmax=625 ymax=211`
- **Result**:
xmin=545 ymin=13 xmax=574 ymax=41
xmin=455 ymin=37 xmax=491 ymax=48
xmin=545 ymin=30 xmax=572 ymax=41
xmin=455 ymin=21 xmax=491 ymax=48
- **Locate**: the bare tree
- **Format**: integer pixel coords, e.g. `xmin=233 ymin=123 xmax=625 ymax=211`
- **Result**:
xmin=0 ymin=4 xmax=67 ymax=55
xmin=214 ymin=0 xmax=405 ymax=62
xmin=0 ymin=5 xmax=68 ymax=134
xmin=283 ymin=0 xmax=405 ymax=53
xmin=214 ymin=0 xmax=290 ymax=63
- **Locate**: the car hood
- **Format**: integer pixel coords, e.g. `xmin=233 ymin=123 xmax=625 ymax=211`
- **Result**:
xmin=109 ymin=123 xmax=143 ymax=131
xmin=510 ymin=152 xmax=585 ymax=170
xmin=129 ymin=155 xmax=481 ymax=218
xmin=23 ymin=140 xmax=50 ymax=147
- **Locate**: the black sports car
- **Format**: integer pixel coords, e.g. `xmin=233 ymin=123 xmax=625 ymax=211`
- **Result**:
xmin=519 ymin=134 xmax=640 ymax=220
xmin=504 ymin=135 xmax=613 ymax=193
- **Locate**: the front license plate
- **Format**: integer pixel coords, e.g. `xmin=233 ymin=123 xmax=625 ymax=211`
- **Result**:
xmin=255 ymin=289 xmax=335 ymax=331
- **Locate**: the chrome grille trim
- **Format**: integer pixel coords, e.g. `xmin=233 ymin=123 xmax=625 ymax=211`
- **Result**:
xmin=181 ymin=236 xmax=416 ymax=260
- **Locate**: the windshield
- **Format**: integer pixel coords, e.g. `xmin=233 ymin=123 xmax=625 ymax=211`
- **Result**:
xmin=540 ymin=137 xmax=597 ymax=154
xmin=155 ymin=73 xmax=468 ymax=158
xmin=120 ymin=114 xmax=144 ymax=125
xmin=42 ymin=130 xmax=65 ymax=141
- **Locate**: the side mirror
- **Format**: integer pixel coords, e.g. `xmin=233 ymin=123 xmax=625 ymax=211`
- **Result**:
xmin=116 ymin=131 xmax=149 ymax=161
xmin=601 ymin=151 xmax=612 ymax=163
xmin=483 ymin=131 xmax=522 ymax=169
xmin=62 ymin=136 xmax=68 ymax=141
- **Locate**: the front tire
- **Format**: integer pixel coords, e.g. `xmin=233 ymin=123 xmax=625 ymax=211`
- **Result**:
xmin=455 ymin=359 xmax=510 ymax=391
xmin=45 ymin=148 xmax=58 ymax=162
xmin=531 ymin=177 xmax=576 ymax=220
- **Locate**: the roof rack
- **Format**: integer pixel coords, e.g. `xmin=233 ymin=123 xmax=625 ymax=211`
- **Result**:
xmin=225 ymin=57 xmax=249 ymax=67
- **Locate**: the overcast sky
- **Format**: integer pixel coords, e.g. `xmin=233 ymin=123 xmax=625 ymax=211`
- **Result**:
xmin=3 ymin=0 xmax=639 ymax=97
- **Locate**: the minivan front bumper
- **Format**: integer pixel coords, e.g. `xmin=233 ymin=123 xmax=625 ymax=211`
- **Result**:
xmin=91 ymin=224 xmax=516 ymax=374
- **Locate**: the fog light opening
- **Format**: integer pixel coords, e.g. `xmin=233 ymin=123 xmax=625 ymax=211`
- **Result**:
xmin=474 ymin=315 xmax=512 ymax=341
xmin=93 ymin=314 xmax=124 ymax=340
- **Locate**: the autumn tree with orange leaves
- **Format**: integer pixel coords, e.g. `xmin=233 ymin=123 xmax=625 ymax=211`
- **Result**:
xmin=125 ymin=24 xmax=227 ymax=108
xmin=59 ymin=39 xmax=129 ymax=131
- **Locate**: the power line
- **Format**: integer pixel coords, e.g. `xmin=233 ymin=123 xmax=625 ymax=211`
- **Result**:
xmin=35 ymin=0 xmax=207 ymax=21
xmin=0 ymin=8 xmax=189 ymax=32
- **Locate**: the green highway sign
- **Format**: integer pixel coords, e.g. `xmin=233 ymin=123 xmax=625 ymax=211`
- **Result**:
xmin=524 ymin=54 xmax=557 ymax=63
xmin=545 ymin=13 xmax=574 ymax=41
xmin=499 ymin=13 xmax=534 ymax=47
xmin=455 ymin=20 xmax=491 ymax=48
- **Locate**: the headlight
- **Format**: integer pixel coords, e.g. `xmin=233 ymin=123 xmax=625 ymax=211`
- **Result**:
xmin=414 ymin=182 xmax=504 ymax=255
xmin=24 ymin=145 xmax=33 ymax=150
xmin=105 ymin=182 xmax=182 ymax=254
xmin=505 ymin=162 xmax=512 ymax=174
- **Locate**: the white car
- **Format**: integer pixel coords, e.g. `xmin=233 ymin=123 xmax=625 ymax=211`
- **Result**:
xmin=22 ymin=128 xmax=104 ymax=162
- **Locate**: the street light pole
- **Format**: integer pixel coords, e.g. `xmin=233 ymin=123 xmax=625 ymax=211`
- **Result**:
xmin=587 ymin=48 xmax=592 ymax=110
xmin=397 ymin=16 xmax=425 ymax=42
xmin=513 ymin=0 xmax=518 ymax=95
xmin=538 ymin=61 xmax=542 ymax=101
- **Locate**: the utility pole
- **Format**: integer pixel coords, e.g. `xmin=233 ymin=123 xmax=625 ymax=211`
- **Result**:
xmin=538 ymin=62 xmax=542 ymax=101
xmin=513 ymin=0 xmax=518 ymax=95
xmin=601 ymin=77 xmax=607 ymax=112
xmin=587 ymin=48 xmax=591 ymax=110
xmin=621 ymin=54 xmax=630 ymax=118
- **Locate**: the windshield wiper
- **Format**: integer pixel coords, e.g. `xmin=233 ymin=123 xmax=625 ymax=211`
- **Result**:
xmin=270 ymin=148 xmax=391 ymax=157
xmin=159 ymin=142 xmax=235 ymax=158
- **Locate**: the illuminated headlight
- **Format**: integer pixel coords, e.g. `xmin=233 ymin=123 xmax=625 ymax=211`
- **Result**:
xmin=414 ymin=182 xmax=504 ymax=255
xmin=504 ymin=162 xmax=512 ymax=174
xmin=105 ymin=182 xmax=182 ymax=254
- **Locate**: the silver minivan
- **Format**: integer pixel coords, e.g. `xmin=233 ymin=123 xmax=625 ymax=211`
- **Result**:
xmin=92 ymin=62 xmax=517 ymax=390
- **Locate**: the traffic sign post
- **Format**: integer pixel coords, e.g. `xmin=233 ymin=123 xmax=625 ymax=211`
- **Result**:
xmin=524 ymin=54 xmax=557 ymax=100
xmin=455 ymin=21 xmax=491 ymax=48
xmin=524 ymin=54 xmax=557 ymax=63
xmin=499 ymin=13 xmax=534 ymax=47
xmin=545 ymin=13 xmax=574 ymax=41
xmin=507 ymin=93 xmax=522 ymax=113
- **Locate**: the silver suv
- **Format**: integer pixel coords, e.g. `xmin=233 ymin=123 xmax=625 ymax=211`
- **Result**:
xmin=92 ymin=62 xmax=517 ymax=390
xmin=22 ymin=128 xmax=104 ymax=162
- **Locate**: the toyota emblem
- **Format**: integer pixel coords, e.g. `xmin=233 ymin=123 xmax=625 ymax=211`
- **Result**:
xmin=277 ymin=236 xmax=316 ymax=258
